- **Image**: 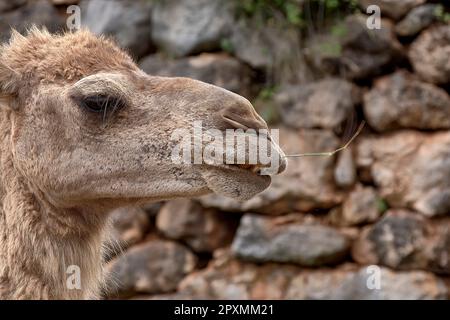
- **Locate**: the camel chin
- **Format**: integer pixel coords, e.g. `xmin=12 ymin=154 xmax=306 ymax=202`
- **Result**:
xmin=200 ymin=166 xmax=271 ymax=201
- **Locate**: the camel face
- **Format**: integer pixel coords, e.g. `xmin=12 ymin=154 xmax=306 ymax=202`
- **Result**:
xmin=0 ymin=29 xmax=286 ymax=209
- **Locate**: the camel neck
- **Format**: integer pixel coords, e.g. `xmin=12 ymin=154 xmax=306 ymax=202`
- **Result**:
xmin=0 ymin=116 xmax=107 ymax=299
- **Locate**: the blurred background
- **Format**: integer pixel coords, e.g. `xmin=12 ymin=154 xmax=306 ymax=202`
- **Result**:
xmin=0 ymin=0 xmax=449 ymax=299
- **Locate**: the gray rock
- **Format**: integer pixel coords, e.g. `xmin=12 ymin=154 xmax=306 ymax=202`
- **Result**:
xmin=139 ymin=53 xmax=254 ymax=97
xmin=286 ymin=266 xmax=448 ymax=299
xmin=106 ymin=240 xmax=197 ymax=298
xmin=110 ymin=206 xmax=150 ymax=249
xmin=395 ymin=4 xmax=438 ymax=37
xmin=0 ymin=0 xmax=26 ymax=13
xmin=0 ymin=0 xmax=64 ymax=43
xmin=306 ymin=15 xmax=402 ymax=80
xmin=409 ymin=25 xmax=450 ymax=85
xmin=52 ymin=0 xmax=79 ymax=4
xmin=229 ymin=16 xmax=312 ymax=84
xmin=151 ymin=0 xmax=233 ymax=57
xmin=357 ymin=0 xmax=426 ymax=20
xmin=356 ymin=131 xmax=450 ymax=217
xmin=141 ymin=201 xmax=164 ymax=218
xmin=331 ymin=185 xmax=382 ymax=227
xmin=198 ymin=128 xmax=343 ymax=214
xmin=275 ymin=78 xmax=360 ymax=130
xmin=334 ymin=148 xmax=357 ymax=188
xmin=232 ymin=214 xmax=350 ymax=266
xmin=81 ymin=0 xmax=153 ymax=59
xmin=156 ymin=199 xmax=237 ymax=253
xmin=178 ymin=250 xmax=448 ymax=299
xmin=352 ymin=210 xmax=450 ymax=274
xmin=363 ymin=70 xmax=450 ymax=131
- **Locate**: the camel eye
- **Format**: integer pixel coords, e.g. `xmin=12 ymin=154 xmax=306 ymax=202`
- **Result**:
xmin=78 ymin=95 xmax=125 ymax=114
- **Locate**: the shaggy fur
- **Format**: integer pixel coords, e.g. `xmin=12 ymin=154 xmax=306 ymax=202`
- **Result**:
xmin=0 ymin=28 xmax=286 ymax=299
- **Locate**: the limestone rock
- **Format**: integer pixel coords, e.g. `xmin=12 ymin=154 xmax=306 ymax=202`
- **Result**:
xmin=356 ymin=131 xmax=450 ymax=217
xmin=334 ymin=148 xmax=357 ymax=188
xmin=110 ymin=206 xmax=150 ymax=249
xmin=139 ymin=53 xmax=254 ymax=97
xmin=178 ymin=250 xmax=447 ymax=299
xmin=232 ymin=214 xmax=350 ymax=266
xmin=0 ymin=0 xmax=64 ymax=43
xmin=357 ymin=0 xmax=426 ymax=20
xmin=352 ymin=210 xmax=450 ymax=274
xmin=151 ymin=0 xmax=233 ymax=57
xmin=306 ymin=15 xmax=402 ymax=80
xmin=52 ymin=0 xmax=79 ymax=5
xmin=106 ymin=240 xmax=197 ymax=298
xmin=286 ymin=265 xmax=448 ymax=299
xmin=156 ymin=199 xmax=237 ymax=253
xmin=275 ymin=78 xmax=361 ymax=130
xmin=363 ymin=70 xmax=450 ymax=131
xmin=0 ymin=0 xmax=26 ymax=13
xmin=228 ymin=16 xmax=312 ymax=84
xmin=409 ymin=25 xmax=450 ymax=85
xmin=330 ymin=185 xmax=382 ymax=227
xmin=81 ymin=0 xmax=153 ymax=59
xmin=395 ymin=4 xmax=438 ymax=37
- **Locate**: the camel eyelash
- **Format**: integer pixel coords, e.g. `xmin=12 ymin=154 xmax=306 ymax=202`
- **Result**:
xmin=73 ymin=93 xmax=126 ymax=125
xmin=80 ymin=94 xmax=125 ymax=114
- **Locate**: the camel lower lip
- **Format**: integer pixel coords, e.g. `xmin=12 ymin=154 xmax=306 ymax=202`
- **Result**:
xmin=216 ymin=163 xmax=266 ymax=175
xmin=200 ymin=165 xmax=271 ymax=200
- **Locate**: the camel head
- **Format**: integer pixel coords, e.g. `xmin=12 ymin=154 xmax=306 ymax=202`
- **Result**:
xmin=0 ymin=28 xmax=286 ymax=212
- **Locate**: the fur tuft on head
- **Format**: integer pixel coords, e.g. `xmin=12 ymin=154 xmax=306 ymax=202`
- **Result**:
xmin=0 ymin=26 xmax=136 ymax=100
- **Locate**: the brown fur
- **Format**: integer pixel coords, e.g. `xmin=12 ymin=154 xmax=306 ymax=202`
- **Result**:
xmin=0 ymin=28 xmax=286 ymax=299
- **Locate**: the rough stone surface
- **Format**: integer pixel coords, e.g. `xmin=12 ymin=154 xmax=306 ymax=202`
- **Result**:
xmin=352 ymin=210 xmax=450 ymax=274
xmin=199 ymin=127 xmax=343 ymax=214
xmin=306 ymin=15 xmax=402 ymax=80
xmin=178 ymin=250 xmax=448 ymax=299
xmin=81 ymin=0 xmax=153 ymax=59
xmin=395 ymin=4 xmax=438 ymax=37
xmin=139 ymin=53 xmax=254 ymax=97
xmin=363 ymin=70 xmax=450 ymax=131
xmin=275 ymin=78 xmax=360 ymax=130
xmin=356 ymin=131 xmax=450 ymax=217
xmin=52 ymin=0 xmax=79 ymax=4
xmin=330 ymin=185 xmax=382 ymax=227
xmin=334 ymin=148 xmax=357 ymax=188
xmin=228 ymin=16 xmax=312 ymax=84
xmin=286 ymin=265 xmax=448 ymax=299
xmin=232 ymin=214 xmax=350 ymax=266
xmin=106 ymin=240 xmax=197 ymax=298
xmin=151 ymin=0 xmax=233 ymax=57
xmin=409 ymin=25 xmax=450 ymax=85
xmin=358 ymin=0 xmax=426 ymax=20
xmin=0 ymin=0 xmax=26 ymax=13
xmin=110 ymin=206 xmax=150 ymax=249
xmin=156 ymin=199 xmax=238 ymax=253
xmin=0 ymin=0 xmax=64 ymax=42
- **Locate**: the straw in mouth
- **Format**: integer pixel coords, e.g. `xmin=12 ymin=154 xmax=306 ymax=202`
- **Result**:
xmin=284 ymin=121 xmax=365 ymax=158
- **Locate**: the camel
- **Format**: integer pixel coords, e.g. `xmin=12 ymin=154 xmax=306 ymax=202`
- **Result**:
xmin=0 ymin=28 xmax=286 ymax=299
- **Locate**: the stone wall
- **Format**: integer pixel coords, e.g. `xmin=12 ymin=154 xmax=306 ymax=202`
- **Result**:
xmin=1 ymin=0 xmax=449 ymax=299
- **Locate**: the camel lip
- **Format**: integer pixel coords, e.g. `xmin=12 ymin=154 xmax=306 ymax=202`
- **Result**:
xmin=205 ymin=163 xmax=268 ymax=176
xmin=200 ymin=164 xmax=271 ymax=200
xmin=203 ymin=163 xmax=272 ymax=189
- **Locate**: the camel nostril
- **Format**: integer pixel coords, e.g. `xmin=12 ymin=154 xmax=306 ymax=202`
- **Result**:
xmin=221 ymin=101 xmax=268 ymax=130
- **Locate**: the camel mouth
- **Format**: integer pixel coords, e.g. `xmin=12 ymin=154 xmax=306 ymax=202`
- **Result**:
xmin=200 ymin=164 xmax=271 ymax=200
